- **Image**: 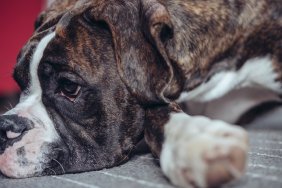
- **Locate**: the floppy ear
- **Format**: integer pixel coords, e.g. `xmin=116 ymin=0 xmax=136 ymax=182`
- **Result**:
xmin=90 ymin=1 xmax=180 ymax=105
xmin=140 ymin=0 xmax=177 ymax=102
xmin=141 ymin=0 xmax=174 ymax=59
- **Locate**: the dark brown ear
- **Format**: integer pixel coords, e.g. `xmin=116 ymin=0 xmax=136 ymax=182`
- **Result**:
xmin=141 ymin=0 xmax=174 ymax=51
xmin=141 ymin=0 xmax=176 ymax=102
xmin=90 ymin=1 xmax=178 ymax=105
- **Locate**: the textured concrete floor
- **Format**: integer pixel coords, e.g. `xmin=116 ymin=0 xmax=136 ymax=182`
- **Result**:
xmin=1 ymin=94 xmax=282 ymax=188
xmin=1 ymin=128 xmax=282 ymax=188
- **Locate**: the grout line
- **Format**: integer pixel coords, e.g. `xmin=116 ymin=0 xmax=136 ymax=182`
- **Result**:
xmin=248 ymin=152 xmax=282 ymax=159
xmin=250 ymin=140 xmax=282 ymax=145
xmin=52 ymin=176 xmax=100 ymax=188
xmin=141 ymin=155 xmax=282 ymax=171
xmin=251 ymin=147 xmax=282 ymax=152
xmin=97 ymin=171 xmax=169 ymax=188
xmin=247 ymin=173 xmax=282 ymax=183
xmin=249 ymin=132 xmax=282 ymax=136
xmin=139 ymin=156 xmax=159 ymax=161
xmin=248 ymin=163 xmax=282 ymax=171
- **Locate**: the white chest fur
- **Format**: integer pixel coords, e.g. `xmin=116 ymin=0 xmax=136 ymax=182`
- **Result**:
xmin=177 ymin=56 xmax=281 ymax=102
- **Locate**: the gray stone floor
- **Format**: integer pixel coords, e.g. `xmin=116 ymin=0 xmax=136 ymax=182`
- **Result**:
xmin=1 ymin=94 xmax=282 ymax=188
xmin=1 ymin=128 xmax=282 ymax=188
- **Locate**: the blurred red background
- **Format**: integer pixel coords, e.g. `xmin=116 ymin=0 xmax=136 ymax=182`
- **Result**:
xmin=0 ymin=0 xmax=45 ymax=95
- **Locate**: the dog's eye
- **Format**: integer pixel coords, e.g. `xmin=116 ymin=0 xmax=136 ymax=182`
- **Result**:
xmin=58 ymin=79 xmax=81 ymax=102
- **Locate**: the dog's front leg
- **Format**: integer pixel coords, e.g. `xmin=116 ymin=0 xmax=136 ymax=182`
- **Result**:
xmin=145 ymin=103 xmax=248 ymax=188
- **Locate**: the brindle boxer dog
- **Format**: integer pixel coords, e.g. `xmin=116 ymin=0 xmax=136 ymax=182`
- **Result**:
xmin=0 ymin=0 xmax=281 ymax=187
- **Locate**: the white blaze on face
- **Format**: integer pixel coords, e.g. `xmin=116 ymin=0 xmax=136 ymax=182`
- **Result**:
xmin=0 ymin=32 xmax=60 ymax=178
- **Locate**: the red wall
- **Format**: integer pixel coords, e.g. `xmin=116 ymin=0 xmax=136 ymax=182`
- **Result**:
xmin=0 ymin=0 xmax=45 ymax=95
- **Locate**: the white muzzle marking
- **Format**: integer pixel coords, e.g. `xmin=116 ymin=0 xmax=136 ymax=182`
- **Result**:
xmin=0 ymin=32 xmax=60 ymax=178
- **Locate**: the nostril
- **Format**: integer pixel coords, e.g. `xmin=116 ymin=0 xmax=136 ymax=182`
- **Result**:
xmin=0 ymin=130 xmax=7 ymax=143
xmin=6 ymin=131 xmax=22 ymax=139
xmin=0 ymin=115 xmax=33 ymax=142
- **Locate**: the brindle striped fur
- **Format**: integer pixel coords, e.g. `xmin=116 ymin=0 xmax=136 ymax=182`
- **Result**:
xmin=8 ymin=0 xmax=282 ymax=187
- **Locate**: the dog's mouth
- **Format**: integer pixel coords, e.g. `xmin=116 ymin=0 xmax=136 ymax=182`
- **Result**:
xmin=0 ymin=134 xmax=63 ymax=178
xmin=0 ymin=115 xmax=62 ymax=178
xmin=41 ymin=149 xmax=67 ymax=176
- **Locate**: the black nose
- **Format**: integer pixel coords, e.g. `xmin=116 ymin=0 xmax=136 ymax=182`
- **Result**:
xmin=0 ymin=115 xmax=34 ymax=146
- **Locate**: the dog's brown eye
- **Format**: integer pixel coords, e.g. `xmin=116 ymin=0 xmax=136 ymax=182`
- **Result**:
xmin=59 ymin=79 xmax=81 ymax=102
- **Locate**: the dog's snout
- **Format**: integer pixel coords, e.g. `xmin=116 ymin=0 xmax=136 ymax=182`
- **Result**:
xmin=0 ymin=115 xmax=33 ymax=142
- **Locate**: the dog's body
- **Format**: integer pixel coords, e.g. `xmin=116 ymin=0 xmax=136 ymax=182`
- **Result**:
xmin=0 ymin=0 xmax=281 ymax=187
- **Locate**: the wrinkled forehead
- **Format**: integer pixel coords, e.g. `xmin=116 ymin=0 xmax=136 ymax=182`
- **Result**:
xmin=14 ymin=1 xmax=114 ymax=89
xmin=37 ymin=0 xmax=91 ymax=28
xmin=17 ymin=0 xmax=107 ymax=57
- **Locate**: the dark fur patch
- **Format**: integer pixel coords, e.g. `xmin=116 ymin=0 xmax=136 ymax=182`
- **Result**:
xmin=4 ymin=0 xmax=282 ymax=177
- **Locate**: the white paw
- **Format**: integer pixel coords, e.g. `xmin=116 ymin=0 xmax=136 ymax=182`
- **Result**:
xmin=160 ymin=113 xmax=249 ymax=188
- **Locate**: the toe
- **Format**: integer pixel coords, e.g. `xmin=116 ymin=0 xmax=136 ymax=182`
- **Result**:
xmin=205 ymin=145 xmax=247 ymax=187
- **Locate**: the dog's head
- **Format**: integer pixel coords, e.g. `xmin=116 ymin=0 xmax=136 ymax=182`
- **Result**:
xmin=0 ymin=0 xmax=181 ymax=177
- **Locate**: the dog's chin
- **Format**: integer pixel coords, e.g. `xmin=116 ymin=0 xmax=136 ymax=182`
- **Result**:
xmin=0 ymin=154 xmax=53 ymax=178
xmin=0 ymin=163 xmax=43 ymax=178
xmin=0 ymin=129 xmax=61 ymax=178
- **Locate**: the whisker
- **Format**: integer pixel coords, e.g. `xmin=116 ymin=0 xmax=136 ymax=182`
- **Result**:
xmin=118 ymin=145 xmax=136 ymax=164
xmin=53 ymin=148 xmax=64 ymax=152
xmin=46 ymin=167 xmax=57 ymax=175
xmin=52 ymin=158 xmax=65 ymax=174
xmin=4 ymin=105 xmax=11 ymax=111
xmin=8 ymin=101 xmax=14 ymax=109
